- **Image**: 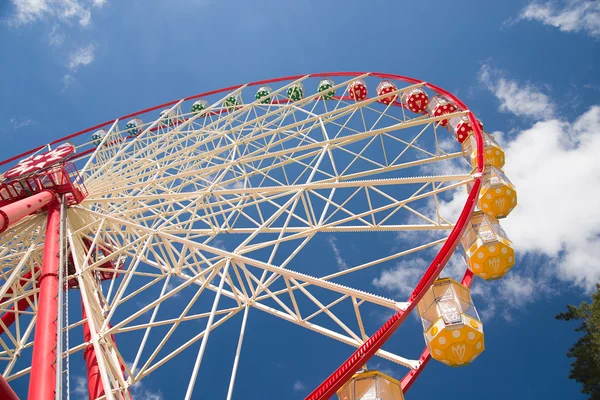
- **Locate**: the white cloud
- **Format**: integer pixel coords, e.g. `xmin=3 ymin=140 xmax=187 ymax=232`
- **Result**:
xmin=8 ymin=117 xmax=35 ymax=130
xmin=61 ymin=44 xmax=95 ymax=91
xmin=501 ymin=105 xmax=600 ymax=291
xmin=328 ymin=236 xmax=348 ymax=270
xmin=519 ymin=0 xmax=600 ymax=38
xmin=67 ymin=44 xmax=95 ymax=71
xmin=372 ymin=258 xmax=428 ymax=296
xmin=61 ymin=73 xmax=75 ymax=92
xmin=439 ymin=252 xmax=469 ymax=281
xmin=479 ymin=64 xmax=556 ymax=120
xmin=471 ymin=274 xmax=550 ymax=321
xmin=8 ymin=0 xmax=105 ymax=27
xmin=8 ymin=0 xmax=48 ymax=25
xmin=73 ymin=376 xmax=88 ymax=398
xmin=469 ymin=282 xmax=497 ymax=320
xmin=165 ymin=275 xmax=188 ymax=298
xmin=209 ymin=238 xmax=226 ymax=250
xmin=498 ymin=274 xmax=543 ymax=308
xmin=131 ymin=385 xmax=163 ymax=400
xmin=293 ymin=381 xmax=306 ymax=391
xmin=48 ymin=24 xmax=64 ymax=46
xmin=584 ymin=84 xmax=600 ymax=92
xmin=125 ymin=371 xmax=163 ymax=400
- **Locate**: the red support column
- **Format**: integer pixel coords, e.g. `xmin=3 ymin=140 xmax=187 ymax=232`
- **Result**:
xmin=0 ymin=374 xmax=19 ymax=400
xmin=82 ymin=305 xmax=128 ymax=400
xmin=0 ymin=191 xmax=54 ymax=234
xmin=28 ymin=199 xmax=60 ymax=400
xmin=82 ymin=305 xmax=104 ymax=400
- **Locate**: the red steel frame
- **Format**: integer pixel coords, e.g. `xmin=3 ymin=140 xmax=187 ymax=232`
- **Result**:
xmin=0 ymin=191 xmax=55 ymax=234
xmin=0 ymin=72 xmax=484 ymax=399
xmin=81 ymin=305 xmax=129 ymax=399
xmin=28 ymin=199 xmax=61 ymax=399
xmin=0 ymin=374 xmax=18 ymax=400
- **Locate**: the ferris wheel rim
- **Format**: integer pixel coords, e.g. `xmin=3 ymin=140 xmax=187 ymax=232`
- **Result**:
xmin=0 ymin=71 xmax=470 ymax=169
xmin=0 ymin=71 xmax=486 ymax=399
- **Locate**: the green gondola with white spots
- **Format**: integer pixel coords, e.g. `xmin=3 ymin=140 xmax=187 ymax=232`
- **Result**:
xmin=224 ymin=95 xmax=239 ymax=112
xmin=159 ymin=109 xmax=175 ymax=127
xmin=255 ymin=86 xmax=272 ymax=104
xmin=317 ymin=79 xmax=335 ymax=100
xmin=91 ymin=129 xmax=106 ymax=147
xmin=191 ymin=100 xmax=209 ymax=116
xmin=286 ymin=84 xmax=304 ymax=101
xmin=124 ymin=118 xmax=143 ymax=137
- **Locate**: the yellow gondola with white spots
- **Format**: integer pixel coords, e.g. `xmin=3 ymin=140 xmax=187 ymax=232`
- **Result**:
xmin=417 ymin=278 xmax=485 ymax=367
xmin=474 ymin=166 xmax=517 ymax=218
xmin=337 ymin=370 xmax=404 ymax=400
xmin=463 ymin=131 xmax=505 ymax=169
xmin=461 ymin=211 xmax=514 ymax=280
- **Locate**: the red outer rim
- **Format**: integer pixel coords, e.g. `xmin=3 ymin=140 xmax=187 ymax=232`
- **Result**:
xmin=0 ymin=72 xmax=422 ymax=168
xmin=0 ymin=72 xmax=484 ymax=398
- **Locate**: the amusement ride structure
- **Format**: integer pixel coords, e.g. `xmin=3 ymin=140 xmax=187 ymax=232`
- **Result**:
xmin=0 ymin=72 xmax=517 ymax=399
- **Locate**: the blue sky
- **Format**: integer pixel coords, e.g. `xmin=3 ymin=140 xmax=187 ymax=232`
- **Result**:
xmin=1 ymin=0 xmax=600 ymax=399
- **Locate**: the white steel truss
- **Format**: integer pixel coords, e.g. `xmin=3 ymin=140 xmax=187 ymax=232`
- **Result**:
xmin=0 ymin=74 xmax=474 ymax=398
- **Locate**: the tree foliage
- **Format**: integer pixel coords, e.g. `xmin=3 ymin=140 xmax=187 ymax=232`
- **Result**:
xmin=556 ymin=283 xmax=600 ymax=400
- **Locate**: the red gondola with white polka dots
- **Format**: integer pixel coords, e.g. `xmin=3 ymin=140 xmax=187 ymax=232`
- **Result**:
xmin=376 ymin=80 xmax=398 ymax=105
xmin=427 ymin=94 xmax=457 ymax=127
xmin=449 ymin=115 xmax=484 ymax=144
xmin=401 ymin=88 xmax=429 ymax=114
xmin=348 ymin=79 xmax=368 ymax=101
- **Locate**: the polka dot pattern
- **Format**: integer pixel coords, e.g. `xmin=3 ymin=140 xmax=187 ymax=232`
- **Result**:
xmin=91 ymin=130 xmax=106 ymax=147
xmin=425 ymin=314 xmax=485 ymax=367
xmin=376 ymin=80 xmax=398 ymax=105
xmin=287 ymin=85 xmax=304 ymax=101
xmin=191 ymin=100 xmax=208 ymax=116
xmin=401 ymin=88 xmax=429 ymax=114
xmin=317 ymin=79 xmax=335 ymax=100
xmin=461 ymin=213 xmax=515 ymax=280
xmin=255 ymin=86 xmax=272 ymax=104
xmin=224 ymin=96 xmax=239 ymax=111
xmin=433 ymin=105 xmax=456 ymax=126
xmin=159 ymin=109 xmax=174 ymax=127
xmin=427 ymin=95 xmax=457 ymax=127
xmin=124 ymin=118 xmax=143 ymax=137
xmin=348 ymin=80 xmax=367 ymax=101
xmin=449 ymin=115 xmax=484 ymax=143
xmin=464 ymin=132 xmax=505 ymax=169
xmin=478 ymin=173 xmax=518 ymax=218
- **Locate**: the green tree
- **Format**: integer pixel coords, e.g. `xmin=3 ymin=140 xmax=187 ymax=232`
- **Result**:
xmin=556 ymin=283 xmax=600 ymax=400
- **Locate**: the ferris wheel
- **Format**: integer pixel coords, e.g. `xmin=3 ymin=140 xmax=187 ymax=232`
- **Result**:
xmin=0 ymin=72 xmax=517 ymax=400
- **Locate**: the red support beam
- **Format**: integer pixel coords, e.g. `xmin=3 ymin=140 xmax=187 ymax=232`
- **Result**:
xmin=81 ymin=304 xmax=128 ymax=400
xmin=0 ymin=191 xmax=54 ymax=234
xmin=81 ymin=305 xmax=104 ymax=400
xmin=0 ymin=374 xmax=19 ymax=400
xmin=28 ymin=199 xmax=60 ymax=400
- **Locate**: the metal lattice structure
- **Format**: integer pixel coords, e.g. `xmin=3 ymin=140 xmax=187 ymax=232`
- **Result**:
xmin=0 ymin=72 xmax=488 ymax=400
